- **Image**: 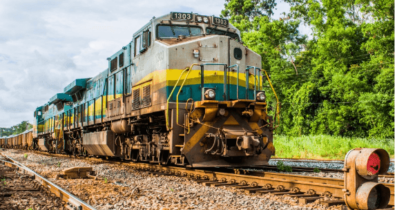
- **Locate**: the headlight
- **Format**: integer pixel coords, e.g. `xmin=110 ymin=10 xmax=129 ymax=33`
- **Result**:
xmin=196 ymin=16 xmax=202 ymax=22
xmin=257 ymin=91 xmax=266 ymax=101
xmin=204 ymin=89 xmax=216 ymax=99
xmin=203 ymin=17 xmax=209 ymax=23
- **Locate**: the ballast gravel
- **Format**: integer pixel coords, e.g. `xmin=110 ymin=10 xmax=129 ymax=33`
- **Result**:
xmin=2 ymin=150 xmax=347 ymax=210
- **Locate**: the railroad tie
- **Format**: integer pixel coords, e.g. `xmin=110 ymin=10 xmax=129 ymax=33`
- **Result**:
xmin=299 ymin=196 xmax=321 ymax=204
xmin=320 ymin=199 xmax=345 ymax=207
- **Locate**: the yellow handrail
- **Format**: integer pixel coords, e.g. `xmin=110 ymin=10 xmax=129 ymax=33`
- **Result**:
xmin=176 ymin=63 xmax=200 ymax=127
xmin=185 ymin=98 xmax=194 ymax=134
xmin=262 ymin=69 xmax=280 ymax=128
xmin=166 ymin=67 xmax=190 ymax=131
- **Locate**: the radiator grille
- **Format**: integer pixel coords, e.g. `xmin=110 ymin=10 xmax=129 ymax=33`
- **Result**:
xmin=141 ymin=85 xmax=151 ymax=107
xmin=132 ymin=88 xmax=140 ymax=110
xmin=110 ymin=57 xmax=118 ymax=72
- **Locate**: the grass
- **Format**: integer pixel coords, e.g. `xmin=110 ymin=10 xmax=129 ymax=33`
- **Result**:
xmin=273 ymin=135 xmax=394 ymax=160
xmin=276 ymin=161 xmax=292 ymax=172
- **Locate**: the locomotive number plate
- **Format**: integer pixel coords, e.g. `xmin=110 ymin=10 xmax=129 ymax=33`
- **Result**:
xmin=212 ymin=16 xmax=229 ymax=27
xmin=171 ymin=12 xmax=193 ymax=20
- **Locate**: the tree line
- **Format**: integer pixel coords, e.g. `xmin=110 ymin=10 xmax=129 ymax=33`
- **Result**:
xmin=222 ymin=0 xmax=394 ymax=138
xmin=1 ymin=121 xmax=33 ymax=137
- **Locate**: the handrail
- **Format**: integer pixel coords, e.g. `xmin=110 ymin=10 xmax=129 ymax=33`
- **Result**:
xmin=228 ymin=64 xmax=239 ymax=99
xmin=176 ymin=63 xmax=200 ymax=127
xmin=262 ymin=69 xmax=280 ymax=128
xmin=246 ymin=66 xmax=261 ymax=100
xmin=200 ymin=63 xmax=228 ymax=100
xmin=166 ymin=67 xmax=190 ymax=131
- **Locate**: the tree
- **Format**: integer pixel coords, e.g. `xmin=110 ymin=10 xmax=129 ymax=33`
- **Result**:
xmin=223 ymin=0 xmax=394 ymax=138
xmin=221 ymin=0 xmax=278 ymax=31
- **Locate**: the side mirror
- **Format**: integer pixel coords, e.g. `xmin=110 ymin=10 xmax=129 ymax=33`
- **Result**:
xmin=141 ymin=30 xmax=150 ymax=52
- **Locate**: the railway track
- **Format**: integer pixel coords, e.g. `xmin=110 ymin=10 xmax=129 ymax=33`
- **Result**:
xmin=244 ymin=165 xmax=395 ymax=179
xmin=122 ymin=162 xmax=394 ymax=208
xmin=0 ymin=154 xmax=95 ymax=210
xmin=3 ymin=149 xmax=394 ymax=209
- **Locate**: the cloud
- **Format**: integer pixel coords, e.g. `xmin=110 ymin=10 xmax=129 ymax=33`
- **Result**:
xmin=0 ymin=0 xmax=303 ymax=127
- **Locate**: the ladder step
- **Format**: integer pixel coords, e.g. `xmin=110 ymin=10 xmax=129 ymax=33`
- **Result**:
xmin=175 ymin=145 xmax=183 ymax=148
xmin=179 ymin=134 xmax=185 ymax=137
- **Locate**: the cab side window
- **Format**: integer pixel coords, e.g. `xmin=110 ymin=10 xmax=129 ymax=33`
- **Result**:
xmin=134 ymin=29 xmax=151 ymax=57
xmin=135 ymin=36 xmax=141 ymax=57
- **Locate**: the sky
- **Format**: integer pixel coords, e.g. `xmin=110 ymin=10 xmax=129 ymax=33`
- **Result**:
xmin=0 ymin=0 xmax=308 ymax=127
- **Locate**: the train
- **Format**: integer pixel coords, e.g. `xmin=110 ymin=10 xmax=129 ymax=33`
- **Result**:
xmin=0 ymin=129 xmax=34 ymax=150
xmin=0 ymin=12 xmax=279 ymax=168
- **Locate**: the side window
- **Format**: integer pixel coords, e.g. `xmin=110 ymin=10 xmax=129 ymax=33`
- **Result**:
xmin=111 ymin=57 xmax=118 ymax=72
xmin=134 ymin=36 xmax=141 ymax=57
xmin=119 ymin=53 xmax=124 ymax=67
xmin=142 ymin=30 xmax=151 ymax=50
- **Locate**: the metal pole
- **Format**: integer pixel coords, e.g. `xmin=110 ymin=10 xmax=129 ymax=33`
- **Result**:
xmin=200 ymin=65 xmax=204 ymax=100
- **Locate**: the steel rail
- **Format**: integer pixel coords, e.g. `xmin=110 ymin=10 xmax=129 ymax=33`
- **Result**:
xmin=121 ymin=162 xmax=394 ymax=206
xmin=8 ymin=150 xmax=395 ymax=207
xmin=3 ymin=156 xmax=96 ymax=210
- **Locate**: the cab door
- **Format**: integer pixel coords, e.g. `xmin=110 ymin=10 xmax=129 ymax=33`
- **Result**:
xmin=115 ymin=71 xmax=123 ymax=99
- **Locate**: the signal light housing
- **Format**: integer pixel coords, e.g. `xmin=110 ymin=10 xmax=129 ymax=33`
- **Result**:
xmin=344 ymin=148 xmax=390 ymax=209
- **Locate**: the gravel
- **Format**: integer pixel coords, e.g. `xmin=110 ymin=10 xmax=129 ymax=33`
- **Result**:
xmin=0 ymin=155 xmax=65 ymax=209
xmin=1 ymin=149 xmax=344 ymax=210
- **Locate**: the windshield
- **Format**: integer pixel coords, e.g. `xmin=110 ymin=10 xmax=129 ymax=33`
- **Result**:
xmin=206 ymin=28 xmax=239 ymax=41
xmin=157 ymin=25 xmax=203 ymax=38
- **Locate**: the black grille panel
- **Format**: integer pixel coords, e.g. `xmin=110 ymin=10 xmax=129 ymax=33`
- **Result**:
xmin=142 ymin=85 xmax=151 ymax=107
xmin=132 ymin=88 xmax=140 ymax=110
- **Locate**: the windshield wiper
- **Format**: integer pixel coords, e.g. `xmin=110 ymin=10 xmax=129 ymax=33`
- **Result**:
xmin=170 ymin=26 xmax=176 ymax=36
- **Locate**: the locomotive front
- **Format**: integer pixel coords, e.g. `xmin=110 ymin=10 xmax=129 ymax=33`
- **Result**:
xmin=140 ymin=12 xmax=276 ymax=167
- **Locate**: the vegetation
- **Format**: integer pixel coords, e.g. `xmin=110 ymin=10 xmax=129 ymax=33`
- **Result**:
xmin=274 ymin=135 xmax=394 ymax=159
xmin=24 ymin=154 xmax=28 ymax=159
xmin=1 ymin=121 xmax=33 ymax=137
xmin=222 ymin=0 xmax=394 ymax=139
xmin=276 ymin=160 xmax=293 ymax=172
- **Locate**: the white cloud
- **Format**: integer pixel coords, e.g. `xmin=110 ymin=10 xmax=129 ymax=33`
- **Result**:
xmin=0 ymin=0 xmax=306 ymax=127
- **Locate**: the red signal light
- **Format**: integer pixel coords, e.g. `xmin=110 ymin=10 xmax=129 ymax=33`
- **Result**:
xmin=367 ymin=152 xmax=380 ymax=176
xmin=344 ymin=148 xmax=391 ymax=209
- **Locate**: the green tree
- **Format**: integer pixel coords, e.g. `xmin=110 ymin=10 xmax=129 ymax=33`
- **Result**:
xmin=221 ymin=0 xmax=278 ymax=31
xmin=9 ymin=121 xmax=32 ymax=135
xmin=222 ymin=0 xmax=394 ymax=138
xmin=283 ymin=0 xmax=394 ymax=137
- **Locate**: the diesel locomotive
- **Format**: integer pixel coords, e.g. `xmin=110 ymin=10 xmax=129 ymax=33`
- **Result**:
xmin=2 ymin=12 xmax=279 ymax=168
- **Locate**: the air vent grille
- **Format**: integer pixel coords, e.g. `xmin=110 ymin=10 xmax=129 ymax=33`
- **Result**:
xmin=132 ymin=88 xmax=140 ymax=110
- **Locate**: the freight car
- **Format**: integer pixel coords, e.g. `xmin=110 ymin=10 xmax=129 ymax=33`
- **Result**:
xmin=30 ymin=12 xmax=279 ymax=168
xmin=0 ymin=129 xmax=34 ymax=150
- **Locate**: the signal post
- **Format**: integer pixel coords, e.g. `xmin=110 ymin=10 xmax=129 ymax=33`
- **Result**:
xmin=343 ymin=148 xmax=391 ymax=209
